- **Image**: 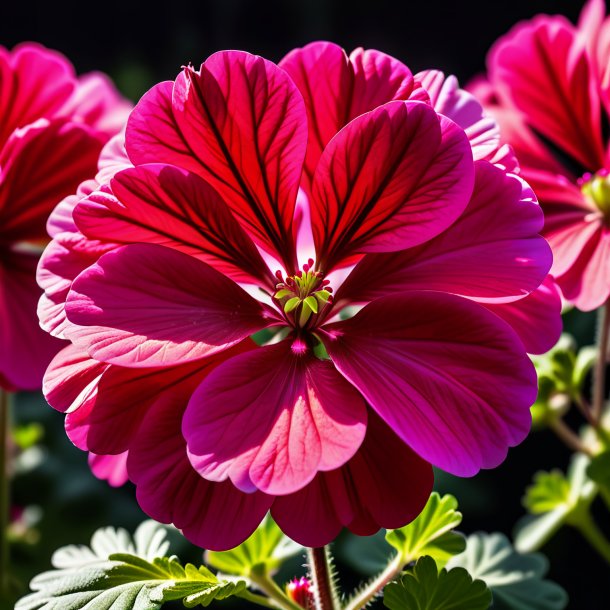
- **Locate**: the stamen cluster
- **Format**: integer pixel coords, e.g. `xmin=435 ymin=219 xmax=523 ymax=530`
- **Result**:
xmin=579 ymin=170 xmax=610 ymax=219
xmin=273 ymin=259 xmax=333 ymax=328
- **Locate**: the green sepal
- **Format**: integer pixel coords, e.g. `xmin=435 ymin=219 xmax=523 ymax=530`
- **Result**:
xmin=274 ymin=289 xmax=294 ymax=299
xmin=304 ymin=295 xmax=318 ymax=313
xmin=383 ymin=556 xmax=491 ymax=610
xmin=284 ymin=297 xmax=301 ymax=313
xmin=314 ymin=290 xmax=331 ymax=304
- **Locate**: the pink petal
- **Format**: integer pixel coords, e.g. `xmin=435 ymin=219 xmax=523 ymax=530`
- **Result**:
xmin=88 ymin=452 xmax=129 ymax=487
xmin=482 ymin=277 xmax=563 ymax=355
xmin=0 ymin=43 xmax=75 ymax=144
xmin=0 ymin=251 xmax=65 ymax=390
xmin=184 ymin=339 xmax=367 ymax=495
xmin=47 ymin=179 xmax=100 ymax=238
xmin=127 ymin=370 xmax=272 ymax=551
xmin=311 ymin=101 xmax=473 ymax=271
xmin=65 ymin=243 xmax=276 ymax=367
xmin=338 ymin=161 xmax=551 ymax=304
xmin=0 ymin=119 xmax=103 ymax=241
xmin=127 ymin=52 xmax=307 ymax=266
xmin=556 ymin=225 xmax=610 ymax=311
xmin=272 ymin=412 xmax=433 ymax=547
xmin=279 ymin=42 xmax=422 ymax=190
xmin=322 ymin=291 xmax=536 ymax=476
xmin=95 ymin=132 xmax=132 ymax=185
xmin=417 ymin=69 xmax=516 ymax=170
xmin=74 ymin=164 xmax=272 ymax=285
xmin=489 ymin=15 xmax=604 ymax=170
xmin=37 ymin=231 xmax=117 ymax=338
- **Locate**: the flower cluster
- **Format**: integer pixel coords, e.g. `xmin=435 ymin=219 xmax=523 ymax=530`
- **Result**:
xmin=0 ymin=43 xmax=130 ymax=390
xmin=38 ymin=43 xmax=559 ymax=549
xmin=471 ymin=0 xmax=610 ymax=311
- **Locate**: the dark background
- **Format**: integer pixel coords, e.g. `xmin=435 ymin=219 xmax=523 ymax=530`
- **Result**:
xmin=2 ymin=1 xmax=606 ymax=609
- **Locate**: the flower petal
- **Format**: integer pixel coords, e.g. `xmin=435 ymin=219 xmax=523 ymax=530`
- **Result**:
xmin=88 ymin=452 xmax=129 ymax=487
xmin=279 ymin=42 xmax=422 ymax=190
xmin=482 ymin=277 xmax=563 ymax=355
xmin=311 ymin=101 xmax=473 ymax=270
xmin=127 ymin=52 xmax=307 ymax=265
xmin=65 ymin=243 xmax=275 ymax=367
xmin=127 ymin=373 xmax=272 ymax=551
xmin=184 ymin=339 xmax=367 ymax=495
xmin=272 ymin=412 xmax=433 ymax=547
xmin=74 ymin=164 xmax=271 ymax=285
xmin=322 ymin=291 xmax=536 ymax=476
xmin=489 ymin=15 xmax=605 ymax=170
xmin=337 ymin=161 xmax=551 ymax=303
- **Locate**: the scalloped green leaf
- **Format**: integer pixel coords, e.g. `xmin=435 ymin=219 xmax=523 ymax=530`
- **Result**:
xmin=447 ymin=533 xmax=568 ymax=610
xmin=383 ymin=556 xmax=491 ymax=610
xmin=385 ymin=493 xmax=465 ymax=567
xmin=206 ymin=514 xmax=302 ymax=577
xmin=16 ymin=521 xmax=246 ymax=610
xmin=514 ymin=454 xmax=595 ymax=552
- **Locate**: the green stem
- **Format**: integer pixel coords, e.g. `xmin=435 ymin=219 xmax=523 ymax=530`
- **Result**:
xmin=237 ymin=589 xmax=284 ymax=609
xmin=0 ymin=388 xmax=10 ymax=598
xmin=307 ymin=547 xmax=338 ymax=610
xmin=250 ymin=567 xmax=304 ymax=610
xmin=344 ymin=552 xmax=404 ymax=610
xmin=574 ymin=511 xmax=610 ymax=565
xmin=549 ymin=418 xmax=593 ymax=456
xmin=592 ymin=300 xmax=610 ymax=425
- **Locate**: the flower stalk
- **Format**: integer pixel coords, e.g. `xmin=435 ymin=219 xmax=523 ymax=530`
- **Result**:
xmin=592 ymin=299 xmax=610 ymax=425
xmin=0 ymin=388 xmax=10 ymax=597
xmin=249 ymin=565 xmax=304 ymax=610
xmin=574 ymin=510 xmax=610 ymax=566
xmin=307 ymin=547 xmax=339 ymax=610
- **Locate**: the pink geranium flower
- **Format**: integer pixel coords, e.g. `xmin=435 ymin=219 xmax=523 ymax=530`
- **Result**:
xmin=470 ymin=0 xmax=610 ymax=311
xmin=40 ymin=43 xmax=558 ymax=549
xmin=0 ymin=43 xmax=130 ymax=390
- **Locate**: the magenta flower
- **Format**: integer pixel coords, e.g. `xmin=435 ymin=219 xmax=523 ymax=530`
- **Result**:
xmin=0 ymin=43 xmax=130 ymax=390
xmin=471 ymin=0 xmax=610 ymax=311
xmin=40 ymin=43 xmax=557 ymax=549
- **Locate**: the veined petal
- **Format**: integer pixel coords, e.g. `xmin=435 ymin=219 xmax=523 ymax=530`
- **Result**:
xmin=272 ymin=412 xmax=432 ymax=547
xmin=280 ymin=42 xmax=423 ymax=190
xmin=0 ymin=119 xmax=103 ymax=241
xmin=337 ymin=161 xmax=551 ymax=303
xmin=489 ymin=15 xmax=605 ymax=170
xmin=322 ymin=292 xmax=536 ymax=476
xmin=127 ymin=370 xmax=272 ymax=551
xmin=65 ymin=243 xmax=276 ymax=367
xmin=127 ymin=52 xmax=307 ymax=266
xmin=311 ymin=101 xmax=473 ymax=271
xmin=73 ymin=164 xmax=271 ymax=285
xmin=184 ymin=340 xmax=367 ymax=495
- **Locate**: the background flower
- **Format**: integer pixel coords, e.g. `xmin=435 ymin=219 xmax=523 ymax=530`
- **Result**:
xmin=0 ymin=43 xmax=131 ymax=390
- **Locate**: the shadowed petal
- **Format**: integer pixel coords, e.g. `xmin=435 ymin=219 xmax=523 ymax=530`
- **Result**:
xmin=322 ymin=291 xmax=536 ymax=476
xmin=88 ymin=452 xmax=129 ymax=487
xmin=272 ymin=412 xmax=433 ymax=547
xmin=184 ymin=340 xmax=367 ymax=495
xmin=311 ymin=101 xmax=473 ymax=270
xmin=65 ymin=243 xmax=275 ymax=367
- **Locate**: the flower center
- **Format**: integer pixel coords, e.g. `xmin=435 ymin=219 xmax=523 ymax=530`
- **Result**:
xmin=579 ymin=170 xmax=610 ymax=218
xmin=273 ymin=259 xmax=333 ymax=328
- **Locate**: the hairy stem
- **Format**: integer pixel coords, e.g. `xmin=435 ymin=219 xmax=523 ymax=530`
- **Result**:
xmin=0 ymin=388 xmax=9 ymax=597
xmin=549 ymin=418 xmax=593 ymax=456
xmin=307 ymin=547 xmax=338 ymax=610
xmin=250 ymin=568 xmax=304 ymax=610
xmin=592 ymin=300 xmax=610 ymax=425
xmin=344 ymin=552 xmax=404 ymax=610
xmin=574 ymin=511 xmax=610 ymax=565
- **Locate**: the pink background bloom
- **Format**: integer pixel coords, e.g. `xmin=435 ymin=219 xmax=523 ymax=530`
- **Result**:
xmin=40 ymin=43 xmax=557 ymax=549
xmin=0 ymin=43 xmax=130 ymax=390
xmin=471 ymin=0 xmax=610 ymax=311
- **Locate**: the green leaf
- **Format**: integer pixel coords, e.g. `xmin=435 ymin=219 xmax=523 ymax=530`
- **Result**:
xmin=16 ymin=521 xmax=246 ymax=610
xmin=383 ymin=556 xmax=491 ymax=610
xmin=206 ymin=514 xmax=302 ymax=577
xmin=386 ymin=493 xmax=466 ymax=567
xmin=12 ymin=423 xmax=44 ymax=449
xmin=514 ymin=454 xmax=595 ymax=552
xmin=572 ymin=345 xmax=596 ymax=392
xmin=447 ymin=533 xmax=568 ymax=610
